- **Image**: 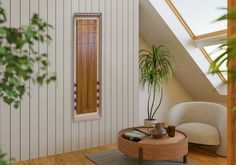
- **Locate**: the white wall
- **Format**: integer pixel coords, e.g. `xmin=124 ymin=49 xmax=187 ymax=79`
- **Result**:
xmin=140 ymin=1 xmax=227 ymax=101
xmin=0 ymin=0 xmax=139 ymax=161
xmin=139 ymin=37 xmax=193 ymax=124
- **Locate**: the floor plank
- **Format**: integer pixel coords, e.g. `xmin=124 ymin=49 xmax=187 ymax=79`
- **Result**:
xmin=14 ymin=144 xmax=226 ymax=165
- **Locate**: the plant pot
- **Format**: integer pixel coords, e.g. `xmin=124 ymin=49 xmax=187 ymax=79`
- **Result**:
xmin=144 ymin=119 xmax=157 ymax=126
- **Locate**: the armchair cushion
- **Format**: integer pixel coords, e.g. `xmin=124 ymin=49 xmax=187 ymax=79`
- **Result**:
xmin=176 ymin=122 xmax=220 ymax=145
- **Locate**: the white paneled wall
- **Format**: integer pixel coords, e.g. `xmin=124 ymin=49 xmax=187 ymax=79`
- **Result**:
xmin=0 ymin=0 xmax=139 ymax=161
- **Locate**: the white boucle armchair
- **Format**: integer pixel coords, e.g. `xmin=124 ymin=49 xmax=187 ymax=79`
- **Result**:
xmin=167 ymin=102 xmax=227 ymax=157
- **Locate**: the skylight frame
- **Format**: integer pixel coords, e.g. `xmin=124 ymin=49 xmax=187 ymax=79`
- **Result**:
xmin=166 ymin=0 xmax=227 ymax=83
xmin=165 ymin=0 xmax=227 ymax=39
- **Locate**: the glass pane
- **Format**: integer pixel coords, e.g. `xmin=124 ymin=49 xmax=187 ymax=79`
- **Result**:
xmin=203 ymin=44 xmax=227 ymax=80
xmin=172 ymin=0 xmax=227 ymax=35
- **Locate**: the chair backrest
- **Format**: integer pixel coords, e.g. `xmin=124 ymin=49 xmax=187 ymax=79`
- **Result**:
xmin=167 ymin=101 xmax=227 ymax=129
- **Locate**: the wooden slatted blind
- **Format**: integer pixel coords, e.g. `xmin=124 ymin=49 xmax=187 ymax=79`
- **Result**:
xmin=76 ymin=18 xmax=99 ymax=114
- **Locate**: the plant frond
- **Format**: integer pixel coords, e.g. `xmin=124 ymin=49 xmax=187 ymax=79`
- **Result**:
xmin=139 ymin=45 xmax=174 ymax=118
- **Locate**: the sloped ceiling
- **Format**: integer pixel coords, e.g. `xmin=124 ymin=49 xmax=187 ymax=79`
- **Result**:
xmin=139 ymin=0 xmax=226 ymax=103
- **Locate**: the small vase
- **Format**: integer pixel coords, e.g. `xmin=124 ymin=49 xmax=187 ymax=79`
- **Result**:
xmin=144 ymin=119 xmax=157 ymax=126
xmin=149 ymin=123 xmax=167 ymax=138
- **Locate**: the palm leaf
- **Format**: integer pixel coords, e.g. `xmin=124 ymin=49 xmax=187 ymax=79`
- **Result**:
xmin=139 ymin=45 xmax=174 ymax=119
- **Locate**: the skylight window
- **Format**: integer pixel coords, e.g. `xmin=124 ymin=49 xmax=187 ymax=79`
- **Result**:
xmin=170 ymin=0 xmax=227 ymax=36
xmin=150 ymin=0 xmax=227 ymax=94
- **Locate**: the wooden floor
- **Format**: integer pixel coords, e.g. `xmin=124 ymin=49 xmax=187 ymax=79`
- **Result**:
xmin=14 ymin=144 xmax=227 ymax=165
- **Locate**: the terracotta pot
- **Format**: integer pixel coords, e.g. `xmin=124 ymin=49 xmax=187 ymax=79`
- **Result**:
xmin=144 ymin=119 xmax=157 ymax=126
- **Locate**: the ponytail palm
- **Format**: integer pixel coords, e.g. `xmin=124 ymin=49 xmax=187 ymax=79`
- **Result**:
xmin=139 ymin=45 xmax=174 ymax=119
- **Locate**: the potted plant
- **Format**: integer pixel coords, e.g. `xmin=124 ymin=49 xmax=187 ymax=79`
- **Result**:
xmin=139 ymin=45 xmax=174 ymax=126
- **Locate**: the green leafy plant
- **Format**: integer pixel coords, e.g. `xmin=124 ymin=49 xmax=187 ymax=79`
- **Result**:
xmin=139 ymin=45 xmax=174 ymax=120
xmin=0 ymin=3 xmax=56 ymax=108
xmin=0 ymin=149 xmax=14 ymax=165
xmin=209 ymin=7 xmax=236 ymax=113
xmin=209 ymin=9 xmax=236 ymax=79
xmin=210 ymin=7 xmax=236 ymax=81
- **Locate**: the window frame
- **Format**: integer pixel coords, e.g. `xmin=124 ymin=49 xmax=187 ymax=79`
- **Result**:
xmin=166 ymin=0 xmax=227 ymax=82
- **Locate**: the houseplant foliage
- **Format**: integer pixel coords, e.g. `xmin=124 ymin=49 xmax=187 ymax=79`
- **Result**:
xmin=139 ymin=45 xmax=174 ymax=121
xmin=210 ymin=7 xmax=236 ymax=82
xmin=0 ymin=149 xmax=14 ymax=165
xmin=209 ymin=7 xmax=236 ymax=114
xmin=0 ymin=3 xmax=56 ymax=109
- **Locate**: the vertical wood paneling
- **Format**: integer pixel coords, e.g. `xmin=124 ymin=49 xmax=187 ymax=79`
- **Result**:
xmin=63 ymin=0 xmax=72 ymax=153
xmin=86 ymin=0 xmax=92 ymax=12
xmin=29 ymin=0 xmax=39 ymax=159
xmin=11 ymin=0 xmax=21 ymax=160
xmin=0 ymin=0 xmax=139 ymax=161
xmin=38 ymin=0 xmax=48 ymax=157
xmin=117 ymin=0 xmax=123 ymax=132
xmin=20 ymin=0 xmax=30 ymax=160
xmin=47 ymin=0 xmax=56 ymax=156
xmin=133 ymin=0 xmax=139 ymax=127
xmin=91 ymin=0 xmax=100 ymax=148
xmin=111 ymin=0 xmax=117 ymax=143
xmin=105 ymin=0 xmax=112 ymax=145
xmin=128 ymin=0 xmax=134 ymax=127
xmin=99 ymin=0 xmax=105 ymax=146
xmin=71 ymin=0 xmax=79 ymax=152
xmin=122 ymin=0 xmax=129 ymax=129
xmin=0 ymin=0 xmax=10 ymax=159
xmin=55 ymin=0 xmax=64 ymax=154
xmin=85 ymin=121 xmax=92 ymax=148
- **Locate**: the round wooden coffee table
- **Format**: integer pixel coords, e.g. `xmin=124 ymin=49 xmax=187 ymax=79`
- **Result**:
xmin=117 ymin=126 xmax=188 ymax=165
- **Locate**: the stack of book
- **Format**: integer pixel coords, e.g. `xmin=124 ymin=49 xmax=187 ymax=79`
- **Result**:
xmin=123 ymin=129 xmax=149 ymax=142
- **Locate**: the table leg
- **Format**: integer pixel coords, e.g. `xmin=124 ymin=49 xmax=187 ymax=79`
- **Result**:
xmin=139 ymin=147 xmax=143 ymax=165
xmin=183 ymin=155 xmax=187 ymax=163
